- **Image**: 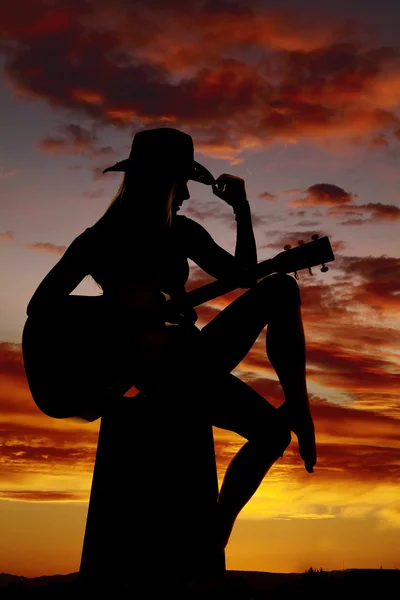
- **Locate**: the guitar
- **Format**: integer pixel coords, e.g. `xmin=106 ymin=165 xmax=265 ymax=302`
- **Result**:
xmin=22 ymin=234 xmax=334 ymax=419
xmin=186 ymin=233 xmax=334 ymax=306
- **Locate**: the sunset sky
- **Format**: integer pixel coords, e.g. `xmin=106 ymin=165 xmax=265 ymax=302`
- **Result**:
xmin=1 ymin=0 xmax=399 ymax=578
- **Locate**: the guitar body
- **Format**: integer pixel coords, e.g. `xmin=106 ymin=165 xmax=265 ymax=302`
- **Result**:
xmin=22 ymin=296 xmax=132 ymax=419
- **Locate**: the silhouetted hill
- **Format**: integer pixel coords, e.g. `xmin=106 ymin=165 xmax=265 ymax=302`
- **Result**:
xmin=0 ymin=569 xmax=398 ymax=597
xmin=0 ymin=572 xmax=78 ymax=588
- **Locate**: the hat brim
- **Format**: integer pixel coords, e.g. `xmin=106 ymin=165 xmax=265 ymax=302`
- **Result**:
xmin=103 ymin=159 xmax=215 ymax=186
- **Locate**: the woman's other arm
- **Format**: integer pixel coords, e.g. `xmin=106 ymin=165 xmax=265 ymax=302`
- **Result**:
xmin=26 ymin=234 xmax=89 ymax=318
xmin=231 ymin=200 xmax=257 ymax=286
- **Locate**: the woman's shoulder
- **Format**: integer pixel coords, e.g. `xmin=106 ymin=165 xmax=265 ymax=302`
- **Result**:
xmin=172 ymin=215 xmax=211 ymax=241
xmin=172 ymin=214 xmax=200 ymax=234
xmin=70 ymin=227 xmax=95 ymax=248
xmin=65 ymin=226 xmax=100 ymax=261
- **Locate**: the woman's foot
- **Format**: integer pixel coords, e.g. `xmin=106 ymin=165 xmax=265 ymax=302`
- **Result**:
xmin=277 ymin=402 xmax=316 ymax=473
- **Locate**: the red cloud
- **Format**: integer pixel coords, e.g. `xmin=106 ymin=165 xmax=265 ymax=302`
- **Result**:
xmin=305 ymin=341 xmax=399 ymax=395
xmin=330 ymin=202 xmax=400 ymax=223
xmin=1 ymin=2 xmax=400 ymax=156
xmin=370 ymin=133 xmax=389 ymax=147
xmin=291 ymin=183 xmax=357 ymax=207
xmin=357 ymin=202 xmax=400 ymax=220
xmin=336 ymin=255 xmax=400 ymax=311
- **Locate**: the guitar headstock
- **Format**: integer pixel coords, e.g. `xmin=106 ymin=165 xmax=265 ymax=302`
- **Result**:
xmin=272 ymin=234 xmax=335 ymax=277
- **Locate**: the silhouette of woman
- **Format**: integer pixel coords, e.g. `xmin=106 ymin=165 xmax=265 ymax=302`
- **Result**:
xmin=25 ymin=127 xmax=316 ymax=549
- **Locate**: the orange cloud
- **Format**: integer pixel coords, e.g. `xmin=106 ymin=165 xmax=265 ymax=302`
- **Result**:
xmin=26 ymin=242 xmax=66 ymax=255
xmin=0 ymin=231 xmax=14 ymax=241
xmin=259 ymin=191 xmax=278 ymax=201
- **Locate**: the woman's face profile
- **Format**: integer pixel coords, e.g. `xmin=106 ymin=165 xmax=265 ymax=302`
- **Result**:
xmin=172 ymin=179 xmax=190 ymax=214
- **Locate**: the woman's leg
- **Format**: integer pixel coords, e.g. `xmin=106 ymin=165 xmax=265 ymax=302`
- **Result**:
xmin=199 ymin=273 xmax=308 ymax=404
xmin=207 ymin=373 xmax=291 ymax=549
xmin=154 ymin=275 xmax=314 ymax=472
xmin=195 ymin=274 xmax=316 ymax=546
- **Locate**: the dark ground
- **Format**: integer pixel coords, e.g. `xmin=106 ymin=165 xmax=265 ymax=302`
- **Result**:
xmin=0 ymin=568 xmax=398 ymax=598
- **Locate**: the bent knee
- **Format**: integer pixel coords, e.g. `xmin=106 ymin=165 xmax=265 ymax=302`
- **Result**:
xmin=259 ymin=273 xmax=301 ymax=307
xmin=251 ymin=424 xmax=292 ymax=458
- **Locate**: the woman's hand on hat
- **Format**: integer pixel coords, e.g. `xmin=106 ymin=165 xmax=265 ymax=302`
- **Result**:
xmin=212 ymin=174 xmax=248 ymax=210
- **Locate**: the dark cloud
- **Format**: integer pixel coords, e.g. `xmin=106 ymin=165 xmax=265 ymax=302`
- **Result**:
xmin=1 ymin=2 xmax=400 ymax=155
xmin=0 ymin=432 xmax=96 ymax=478
xmin=339 ymin=218 xmax=370 ymax=226
xmin=286 ymin=442 xmax=400 ymax=484
xmin=291 ymin=183 xmax=357 ymax=207
xmin=306 ymin=341 xmax=400 ymax=395
xmin=330 ymin=201 xmax=400 ymax=223
xmin=358 ymin=202 xmax=400 ymax=220
xmin=286 ymin=181 xmax=399 ymax=223
xmin=336 ymin=254 xmax=400 ymax=310
xmin=38 ymin=124 xmax=115 ymax=156
xmin=0 ymin=490 xmax=89 ymax=502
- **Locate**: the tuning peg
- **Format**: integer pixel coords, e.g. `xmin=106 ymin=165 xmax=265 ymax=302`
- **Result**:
xmin=298 ymin=239 xmax=305 ymax=245
xmin=320 ymin=264 xmax=329 ymax=272
xmin=284 ymin=244 xmax=292 ymax=251
xmin=311 ymin=234 xmax=319 ymax=241
xmin=308 ymin=267 xmax=313 ymax=275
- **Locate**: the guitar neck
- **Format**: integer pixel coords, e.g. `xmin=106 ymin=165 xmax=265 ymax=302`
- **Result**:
xmin=185 ymin=258 xmax=274 ymax=307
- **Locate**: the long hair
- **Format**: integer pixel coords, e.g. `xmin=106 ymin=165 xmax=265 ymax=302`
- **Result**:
xmin=87 ymin=169 xmax=179 ymax=292
xmin=94 ymin=170 xmax=178 ymax=229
